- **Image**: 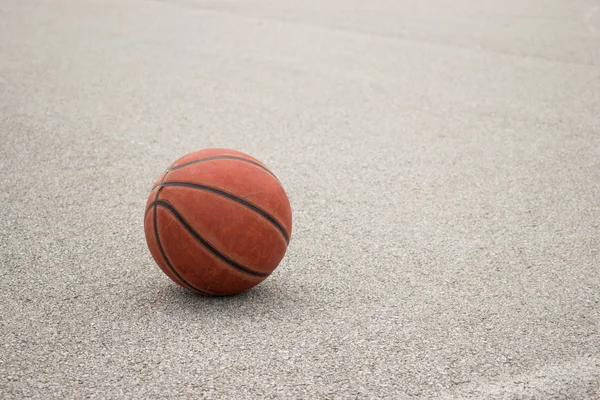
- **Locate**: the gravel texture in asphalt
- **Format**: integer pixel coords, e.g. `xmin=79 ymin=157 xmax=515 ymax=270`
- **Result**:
xmin=1 ymin=0 xmax=599 ymax=398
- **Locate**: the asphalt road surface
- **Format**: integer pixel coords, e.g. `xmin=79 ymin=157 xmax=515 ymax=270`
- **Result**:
xmin=1 ymin=0 xmax=599 ymax=399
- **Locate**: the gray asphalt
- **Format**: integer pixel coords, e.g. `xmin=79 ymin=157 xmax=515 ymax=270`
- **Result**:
xmin=1 ymin=0 xmax=600 ymax=399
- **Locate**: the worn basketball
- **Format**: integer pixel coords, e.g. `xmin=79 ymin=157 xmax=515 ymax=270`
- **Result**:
xmin=143 ymin=148 xmax=292 ymax=296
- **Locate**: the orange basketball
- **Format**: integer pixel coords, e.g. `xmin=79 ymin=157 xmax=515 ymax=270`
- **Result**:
xmin=143 ymin=148 xmax=292 ymax=296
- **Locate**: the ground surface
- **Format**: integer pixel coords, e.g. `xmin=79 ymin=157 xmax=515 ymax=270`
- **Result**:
xmin=1 ymin=0 xmax=600 ymax=399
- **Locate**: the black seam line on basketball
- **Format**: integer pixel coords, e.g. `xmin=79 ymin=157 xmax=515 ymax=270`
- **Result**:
xmin=147 ymin=202 xmax=213 ymax=295
xmin=153 ymin=169 xmax=213 ymax=296
xmin=157 ymin=181 xmax=290 ymax=244
xmin=149 ymin=156 xmax=280 ymax=192
xmin=155 ymin=200 xmax=271 ymax=278
xmin=153 ymin=210 xmax=212 ymax=296
xmin=168 ymin=155 xmax=279 ymax=180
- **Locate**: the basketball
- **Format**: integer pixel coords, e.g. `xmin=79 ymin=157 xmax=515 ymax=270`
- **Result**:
xmin=143 ymin=148 xmax=293 ymax=296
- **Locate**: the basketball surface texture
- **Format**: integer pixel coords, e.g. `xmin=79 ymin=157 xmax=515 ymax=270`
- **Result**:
xmin=143 ymin=148 xmax=292 ymax=296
